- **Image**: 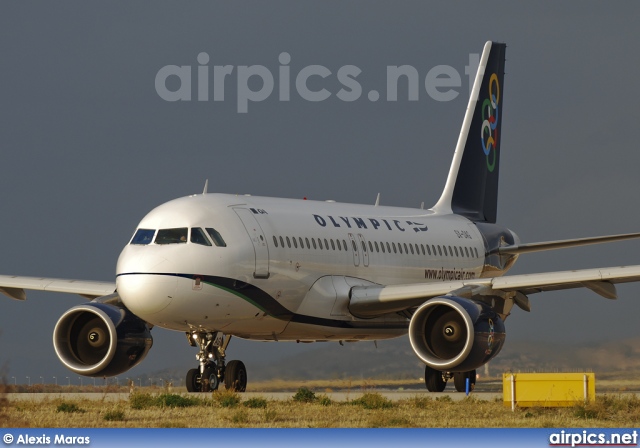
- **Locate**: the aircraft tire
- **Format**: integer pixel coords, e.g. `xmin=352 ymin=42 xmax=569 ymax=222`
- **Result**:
xmin=225 ymin=360 xmax=247 ymax=392
xmin=201 ymin=366 xmax=219 ymax=392
xmin=425 ymin=365 xmax=446 ymax=392
xmin=186 ymin=368 xmax=200 ymax=392
xmin=453 ymin=370 xmax=476 ymax=392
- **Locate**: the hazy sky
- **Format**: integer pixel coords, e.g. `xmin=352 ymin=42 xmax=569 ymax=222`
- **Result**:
xmin=2 ymin=1 xmax=640 ymax=384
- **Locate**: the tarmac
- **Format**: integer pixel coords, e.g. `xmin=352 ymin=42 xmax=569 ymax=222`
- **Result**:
xmin=3 ymin=390 xmax=502 ymax=402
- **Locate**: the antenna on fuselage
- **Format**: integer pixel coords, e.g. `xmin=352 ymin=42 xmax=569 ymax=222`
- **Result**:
xmin=202 ymin=179 xmax=209 ymax=194
xmin=374 ymin=193 xmax=380 ymax=207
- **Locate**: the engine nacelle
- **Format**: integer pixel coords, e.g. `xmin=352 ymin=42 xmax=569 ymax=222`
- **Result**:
xmin=53 ymin=302 xmax=152 ymax=377
xmin=408 ymin=296 xmax=505 ymax=372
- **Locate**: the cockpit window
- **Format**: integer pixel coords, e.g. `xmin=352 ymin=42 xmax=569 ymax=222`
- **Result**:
xmin=206 ymin=227 xmax=227 ymax=247
xmin=190 ymin=227 xmax=212 ymax=246
xmin=131 ymin=228 xmax=155 ymax=245
xmin=155 ymin=228 xmax=188 ymax=244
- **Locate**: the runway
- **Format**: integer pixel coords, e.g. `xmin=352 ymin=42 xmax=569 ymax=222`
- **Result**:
xmin=4 ymin=391 xmax=501 ymax=402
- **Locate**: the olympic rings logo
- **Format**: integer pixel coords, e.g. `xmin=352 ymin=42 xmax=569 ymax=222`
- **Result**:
xmin=485 ymin=318 xmax=495 ymax=354
xmin=480 ymin=73 xmax=500 ymax=172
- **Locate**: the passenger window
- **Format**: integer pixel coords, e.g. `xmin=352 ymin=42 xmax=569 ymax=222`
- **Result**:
xmin=351 ymin=240 xmax=357 ymax=252
xmin=324 ymin=238 xmax=329 ymax=249
xmin=437 ymin=245 xmax=442 ymax=256
xmin=273 ymin=236 xmax=278 ymax=248
xmin=312 ymin=238 xmax=317 ymax=249
xmin=156 ymin=228 xmax=188 ymax=244
xmin=454 ymin=246 xmax=459 ymax=257
xmin=361 ymin=241 xmax=367 ymax=252
xmin=318 ymin=238 xmax=323 ymax=250
xmin=191 ymin=228 xmax=212 ymax=246
xmin=421 ymin=244 xmax=425 ymax=255
xmin=131 ymin=228 xmax=155 ymax=245
xmin=286 ymin=237 xmax=291 ymax=248
xmin=398 ymin=243 xmax=402 ymax=254
xmin=426 ymin=245 xmax=431 ymax=256
xmin=205 ymin=228 xmax=227 ymax=247
xmin=305 ymin=238 xmax=310 ymax=249
xmin=374 ymin=241 xmax=379 ymax=252
xmin=331 ymin=239 xmax=336 ymax=250
xmin=343 ymin=240 xmax=347 ymax=251
xmin=408 ymin=243 xmax=413 ymax=255
xmin=280 ymin=236 xmax=285 ymax=247
xmin=392 ymin=242 xmax=397 ymax=253
xmin=293 ymin=238 xmax=298 ymax=249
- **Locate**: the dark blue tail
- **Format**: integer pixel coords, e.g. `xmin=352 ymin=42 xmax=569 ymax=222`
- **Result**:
xmin=433 ymin=42 xmax=506 ymax=223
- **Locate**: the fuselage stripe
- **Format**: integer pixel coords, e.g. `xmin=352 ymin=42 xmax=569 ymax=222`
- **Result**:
xmin=116 ymin=272 xmax=408 ymax=330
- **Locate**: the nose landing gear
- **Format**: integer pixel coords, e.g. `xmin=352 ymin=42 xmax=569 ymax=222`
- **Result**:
xmin=185 ymin=331 xmax=247 ymax=392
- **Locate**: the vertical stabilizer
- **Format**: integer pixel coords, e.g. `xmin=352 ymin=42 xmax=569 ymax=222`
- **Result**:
xmin=432 ymin=41 xmax=506 ymax=223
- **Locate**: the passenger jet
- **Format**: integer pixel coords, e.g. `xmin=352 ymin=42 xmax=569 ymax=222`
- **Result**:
xmin=3 ymin=41 xmax=640 ymax=393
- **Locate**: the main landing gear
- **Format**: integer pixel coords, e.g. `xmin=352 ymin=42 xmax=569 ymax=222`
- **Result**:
xmin=424 ymin=366 xmax=476 ymax=392
xmin=185 ymin=331 xmax=247 ymax=393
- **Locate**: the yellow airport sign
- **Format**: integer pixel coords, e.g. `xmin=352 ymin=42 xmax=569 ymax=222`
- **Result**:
xmin=503 ymin=373 xmax=596 ymax=409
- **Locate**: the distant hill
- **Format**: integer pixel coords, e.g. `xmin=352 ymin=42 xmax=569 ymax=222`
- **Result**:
xmin=491 ymin=337 xmax=640 ymax=373
xmin=144 ymin=336 xmax=640 ymax=383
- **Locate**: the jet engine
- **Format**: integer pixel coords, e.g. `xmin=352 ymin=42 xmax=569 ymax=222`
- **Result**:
xmin=408 ymin=296 xmax=505 ymax=372
xmin=53 ymin=302 xmax=152 ymax=377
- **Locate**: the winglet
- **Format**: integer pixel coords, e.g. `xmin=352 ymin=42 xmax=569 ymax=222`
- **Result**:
xmin=432 ymin=41 xmax=506 ymax=223
xmin=202 ymin=179 xmax=209 ymax=194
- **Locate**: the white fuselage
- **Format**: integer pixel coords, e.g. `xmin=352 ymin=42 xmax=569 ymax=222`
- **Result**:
xmin=116 ymin=193 xmax=492 ymax=342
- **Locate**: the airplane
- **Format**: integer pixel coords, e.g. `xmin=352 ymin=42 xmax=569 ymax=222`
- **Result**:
xmin=3 ymin=41 xmax=640 ymax=393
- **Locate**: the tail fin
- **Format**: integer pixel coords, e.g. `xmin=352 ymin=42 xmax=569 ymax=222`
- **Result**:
xmin=432 ymin=41 xmax=506 ymax=223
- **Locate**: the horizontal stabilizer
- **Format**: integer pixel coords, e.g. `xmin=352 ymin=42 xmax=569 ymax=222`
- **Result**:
xmin=495 ymin=232 xmax=640 ymax=255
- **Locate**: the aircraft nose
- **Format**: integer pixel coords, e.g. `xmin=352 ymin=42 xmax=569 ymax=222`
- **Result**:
xmin=117 ymin=273 xmax=176 ymax=316
xmin=116 ymin=246 xmax=192 ymax=318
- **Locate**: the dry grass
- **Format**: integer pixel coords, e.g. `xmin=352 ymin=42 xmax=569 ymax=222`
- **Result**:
xmin=3 ymin=389 xmax=640 ymax=428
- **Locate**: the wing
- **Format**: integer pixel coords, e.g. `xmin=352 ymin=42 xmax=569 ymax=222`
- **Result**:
xmin=0 ymin=275 xmax=116 ymax=300
xmin=349 ymin=265 xmax=640 ymax=317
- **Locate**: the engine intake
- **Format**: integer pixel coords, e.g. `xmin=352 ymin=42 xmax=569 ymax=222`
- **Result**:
xmin=408 ymin=296 xmax=505 ymax=372
xmin=53 ymin=302 xmax=152 ymax=377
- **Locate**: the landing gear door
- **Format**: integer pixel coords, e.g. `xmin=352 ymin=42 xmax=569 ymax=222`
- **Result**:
xmin=233 ymin=208 xmax=270 ymax=279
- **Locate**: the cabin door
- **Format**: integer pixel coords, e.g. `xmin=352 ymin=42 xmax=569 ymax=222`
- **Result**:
xmin=233 ymin=208 xmax=270 ymax=279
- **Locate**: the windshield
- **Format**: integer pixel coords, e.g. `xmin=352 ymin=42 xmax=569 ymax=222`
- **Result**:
xmin=155 ymin=228 xmax=188 ymax=244
xmin=130 ymin=229 xmax=155 ymax=245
